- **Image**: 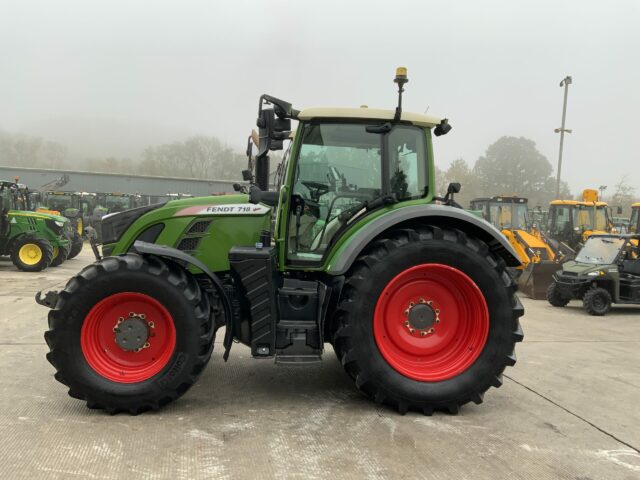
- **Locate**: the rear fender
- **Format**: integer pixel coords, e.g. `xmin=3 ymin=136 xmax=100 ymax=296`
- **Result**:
xmin=326 ymin=204 xmax=521 ymax=275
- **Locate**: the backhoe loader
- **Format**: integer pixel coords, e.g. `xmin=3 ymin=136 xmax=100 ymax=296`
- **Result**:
xmin=470 ymin=196 xmax=559 ymax=299
xmin=547 ymin=189 xmax=612 ymax=252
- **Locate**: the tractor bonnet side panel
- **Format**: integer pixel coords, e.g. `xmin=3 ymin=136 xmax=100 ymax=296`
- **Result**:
xmin=109 ymin=195 xmax=272 ymax=273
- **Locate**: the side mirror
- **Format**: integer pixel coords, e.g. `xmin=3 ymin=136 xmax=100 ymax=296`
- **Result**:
xmin=447 ymin=182 xmax=461 ymax=195
xmin=434 ymin=119 xmax=452 ymax=137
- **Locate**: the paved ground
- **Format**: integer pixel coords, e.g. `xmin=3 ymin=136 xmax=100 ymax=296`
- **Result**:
xmin=1 ymin=247 xmax=639 ymax=479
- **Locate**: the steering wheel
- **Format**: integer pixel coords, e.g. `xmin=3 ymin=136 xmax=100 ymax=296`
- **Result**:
xmin=301 ymin=181 xmax=330 ymax=202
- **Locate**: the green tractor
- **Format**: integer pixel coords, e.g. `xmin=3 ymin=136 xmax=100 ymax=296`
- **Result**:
xmin=1 ymin=181 xmax=72 ymax=271
xmin=38 ymin=69 xmax=524 ymax=415
xmin=35 ymin=191 xmax=96 ymax=259
xmin=547 ymin=234 xmax=640 ymax=315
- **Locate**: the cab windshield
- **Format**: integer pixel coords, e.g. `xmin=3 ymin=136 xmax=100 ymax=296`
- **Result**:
xmin=488 ymin=202 xmax=529 ymax=230
xmin=288 ymin=122 xmax=428 ymax=261
xmin=574 ymin=205 xmax=608 ymax=231
xmin=575 ymin=237 xmax=625 ymax=264
xmin=104 ymin=195 xmax=133 ymax=212
xmin=47 ymin=194 xmax=74 ymax=212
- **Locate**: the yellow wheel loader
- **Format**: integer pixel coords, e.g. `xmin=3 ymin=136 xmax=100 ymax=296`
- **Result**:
xmin=470 ymin=196 xmax=559 ymax=299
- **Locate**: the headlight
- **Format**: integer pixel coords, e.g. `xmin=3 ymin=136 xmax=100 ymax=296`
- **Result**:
xmin=587 ymin=271 xmax=604 ymax=276
xmin=55 ymin=220 xmax=65 ymax=228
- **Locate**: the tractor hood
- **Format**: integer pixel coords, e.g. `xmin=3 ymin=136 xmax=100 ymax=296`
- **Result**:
xmin=560 ymin=260 xmax=612 ymax=276
xmin=104 ymin=193 xmax=273 ymax=273
xmin=9 ymin=210 xmax=68 ymax=223
xmin=169 ymin=194 xmax=270 ymax=217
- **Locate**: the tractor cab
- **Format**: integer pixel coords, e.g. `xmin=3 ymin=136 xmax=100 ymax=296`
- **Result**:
xmin=96 ymin=192 xmax=142 ymax=214
xmin=40 ymin=190 xmax=96 ymax=240
xmin=470 ymin=196 xmax=530 ymax=231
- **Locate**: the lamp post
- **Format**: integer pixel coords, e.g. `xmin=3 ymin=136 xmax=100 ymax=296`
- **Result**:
xmin=555 ymin=76 xmax=573 ymax=198
xmin=598 ymin=185 xmax=607 ymax=201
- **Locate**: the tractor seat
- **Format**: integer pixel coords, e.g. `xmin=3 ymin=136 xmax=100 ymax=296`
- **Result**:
xmin=620 ymin=260 xmax=640 ymax=276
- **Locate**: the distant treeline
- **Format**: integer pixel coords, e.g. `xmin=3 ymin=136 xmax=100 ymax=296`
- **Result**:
xmin=0 ymin=130 xmax=637 ymax=212
xmin=0 ymin=131 xmax=247 ymax=180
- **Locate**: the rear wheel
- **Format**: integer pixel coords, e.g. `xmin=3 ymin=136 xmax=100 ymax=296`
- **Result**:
xmin=67 ymin=232 xmax=84 ymax=259
xmin=45 ymin=254 xmax=214 ymax=414
xmin=583 ymin=287 xmax=611 ymax=316
xmin=546 ymin=282 xmax=570 ymax=307
xmin=11 ymin=236 xmax=54 ymax=272
xmin=50 ymin=243 xmax=70 ymax=267
xmin=332 ymin=226 xmax=524 ymax=414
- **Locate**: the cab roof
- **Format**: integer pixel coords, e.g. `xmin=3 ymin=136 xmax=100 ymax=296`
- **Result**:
xmin=550 ymin=200 xmax=608 ymax=207
xmin=297 ymin=107 xmax=441 ymax=128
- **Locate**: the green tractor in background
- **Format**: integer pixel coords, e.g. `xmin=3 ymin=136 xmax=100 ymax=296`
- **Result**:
xmin=38 ymin=69 xmax=524 ymax=415
xmin=91 ymin=193 xmax=144 ymax=241
xmin=33 ymin=190 xmax=94 ymax=259
xmin=1 ymin=181 xmax=72 ymax=271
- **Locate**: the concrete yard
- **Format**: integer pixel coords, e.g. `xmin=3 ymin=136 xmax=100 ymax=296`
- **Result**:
xmin=1 ymin=247 xmax=639 ymax=480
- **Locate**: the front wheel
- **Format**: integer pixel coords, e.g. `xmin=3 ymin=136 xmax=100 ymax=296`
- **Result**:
xmin=67 ymin=232 xmax=84 ymax=259
xmin=50 ymin=243 xmax=70 ymax=267
xmin=45 ymin=254 xmax=214 ymax=414
xmin=332 ymin=226 xmax=524 ymax=415
xmin=583 ymin=287 xmax=611 ymax=316
xmin=546 ymin=282 xmax=571 ymax=307
xmin=11 ymin=236 xmax=54 ymax=272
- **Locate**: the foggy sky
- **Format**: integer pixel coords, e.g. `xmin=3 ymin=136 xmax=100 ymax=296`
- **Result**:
xmin=1 ymin=0 xmax=639 ymax=193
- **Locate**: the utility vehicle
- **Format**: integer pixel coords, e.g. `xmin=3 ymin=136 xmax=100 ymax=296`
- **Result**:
xmin=38 ymin=69 xmax=524 ymax=415
xmin=547 ymin=234 xmax=640 ymax=315
xmin=1 ymin=181 xmax=71 ymax=271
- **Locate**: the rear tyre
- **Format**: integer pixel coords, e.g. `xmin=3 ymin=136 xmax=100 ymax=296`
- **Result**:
xmin=44 ymin=254 xmax=214 ymax=414
xmin=546 ymin=282 xmax=570 ymax=307
xmin=10 ymin=236 xmax=54 ymax=272
xmin=583 ymin=287 xmax=611 ymax=316
xmin=332 ymin=226 xmax=524 ymax=415
xmin=67 ymin=232 xmax=84 ymax=259
xmin=50 ymin=243 xmax=70 ymax=267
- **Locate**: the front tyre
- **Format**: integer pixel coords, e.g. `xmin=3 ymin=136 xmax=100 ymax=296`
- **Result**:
xmin=50 ymin=243 xmax=70 ymax=267
xmin=67 ymin=232 xmax=84 ymax=259
xmin=44 ymin=254 xmax=213 ymax=414
xmin=582 ymin=287 xmax=611 ymax=316
xmin=332 ymin=226 xmax=524 ymax=414
xmin=546 ymin=282 xmax=571 ymax=307
xmin=11 ymin=236 xmax=54 ymax=272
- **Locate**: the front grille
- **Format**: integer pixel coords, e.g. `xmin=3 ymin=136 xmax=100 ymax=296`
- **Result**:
xmin=188 ymin=220 xmax=211 ymax=234
xmin=177 ymin=237 xmax=200 ymax=251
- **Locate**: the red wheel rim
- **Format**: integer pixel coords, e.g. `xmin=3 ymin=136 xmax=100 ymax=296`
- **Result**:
xmin=81 ymin=292 xmax=176 ymax=383
xmin=374 ymin=264 xmax=489 ymax=382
